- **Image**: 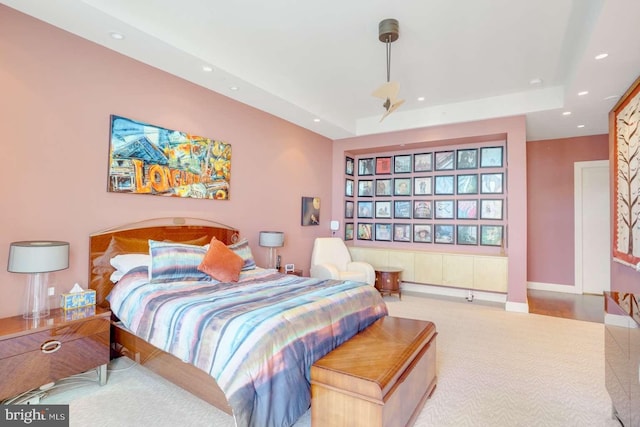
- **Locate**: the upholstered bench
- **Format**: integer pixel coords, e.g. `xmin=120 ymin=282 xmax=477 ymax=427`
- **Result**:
xmin=311 ymin=316 xmax=437 ymax=427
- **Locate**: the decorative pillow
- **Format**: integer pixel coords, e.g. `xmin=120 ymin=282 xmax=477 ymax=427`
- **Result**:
xmin=198 ymin=237 xmax=244 ymax=282
xmin=227 ymin=239 xmax=256 ymax=271
xmin=148 ymin=240 xmax=212 ymax=283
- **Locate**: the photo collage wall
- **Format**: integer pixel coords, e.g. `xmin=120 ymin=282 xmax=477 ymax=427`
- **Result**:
xmin=344 ymin=144 xmax=506 ymax=247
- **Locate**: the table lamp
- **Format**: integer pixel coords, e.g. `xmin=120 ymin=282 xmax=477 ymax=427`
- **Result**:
xmin=259 ymin=231 xmax=284 ymax=269
xmin=8 ymin=241 xmax=70 ymax=319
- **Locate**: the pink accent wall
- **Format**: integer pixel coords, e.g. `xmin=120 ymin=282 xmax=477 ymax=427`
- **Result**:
xmin=0 ymin=7 xmax=333 ymax=317
xmin=526 ymin=135 xmax=608 ymax=287
xmin=332 ymin=117 xmax=529 ymax=304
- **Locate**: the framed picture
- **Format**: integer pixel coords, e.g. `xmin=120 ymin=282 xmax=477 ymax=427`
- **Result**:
xmin=394 ymin=178 xmax=412 ymax=196
xmin=358 ymin=179 xmax=374 ymax=196
xmin=414 ymin=224 xmax=433 ymax=243
xmin=375 ymin=223 xmax=392 ymax=241
xmin=480 ymin=199 xmax=503 ymax=220
xmin=301 ymin=196 xmax=320 ymax=226
xmin=457 ymin=199 xmax=478 ymax=219
xmin=434 ymin=175 xmax=455 ymax=195
xmin=344 ymin=223 xmax=354 ymax=240
xmin=457 ymin=225 xmax=478 ymax=245
xmin=394 ymin=200 xmax=412 ymax=219
xmin=375 ymin=178 xmax=392 ymax=196
xmin=435 ymin=151 xmax=455 ymax=170
xmin=357 ymin=201 xmax=373 ymax=218
xmin=345 ymin=200 xmax=354 ymax=218
xmin=481 ymin=173 xmax=504 ymax=194
xmin=345 ymin=156 xmax=354 ymax=176
xmin=413 ymin=200 xmax=432 ymax=219
xmin=345 ymin=179 xmax=354 ymax=197
xmin=413 ymin=176 xmax=432 ymax=195
xmin=434 ymin=224 xmax=455 ymax=244
xmin=393 ymin=224 xmax=412 ymax=242
xmin=457 ymin=149 xmax=478 ymax=169
xmin=358 ymin=158 xmax=374 ymax=176
xmin=394 ymin=155 xmax=412 ymax=173
xmin=457 ymin=174 xmax=478 ymax=194
xmin=434 ymin=200 xmax=454 ymax=219
xmin=414 ymin=153 xmax=433 ymax=172
xmin=375 ymin=201 xmax=392 ymax=218
xmin=375 ymin=156 xmax=392 ymax=174
xmin=480 ymin=146 xmax=504 ymax=168
xmin=481 ymin=225 xmax=504 ymax=246
xmin=612 ymin=74 xmax=640 ymax=267
xmin=357 ymin=223 xmax=373 ymax=240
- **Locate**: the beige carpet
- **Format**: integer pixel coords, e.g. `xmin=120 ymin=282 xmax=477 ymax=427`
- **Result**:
xmin=41 ymin=294 xmax=618 ymax=427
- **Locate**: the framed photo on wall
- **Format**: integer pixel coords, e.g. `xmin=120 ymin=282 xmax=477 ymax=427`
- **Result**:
xmin=358 ymin=158 xmax=374 ymax=176
xmin=357 ymin=223 xmax=373 ymax=240
xmin=393 ymin=224 xmax=411 ymax=242
xmin=375 ymin=179 xmax=392 ymax=196
xmin=345 ymin=179 xmax=354 ymax=197
xmin=480 ymin=146 xmax=504 ymax=168
xmin=435 ymin=151 xmax=455 ymax=170
xmin=345 ymin=156 xmax=354 ymax=176
xmin=345 ymin=200 xmax=354 ymax=218
xmin=434 ymin=224 xmax=455 ymax=244
xmin=375 ymin=223 xmax=392 ymax=241
xmin=434 ymin=175 xmax=455 ymax=195
xmin=480 ymin=173 xmax=504 ymax=194
xmin=344 ymin=223 xmax=354 ymax=240
xmin=301 ymin=196 xmax=320 ymax=226
xmin=394 ymin=178 xmax=411 ymax=196
xmin=375 ymin=156 xmax=392 ymax=174
xmin=414 ymin=153 xmax=433 ymax=172
xmin=457 ymin=225 xmax=478 ymax=245
xmin=480 ymin=199 xmax=503 ymax=220
xmin=375 ymin=201 xmax=392 ymax=218
xmin=394 ymin=200 xmax=412 ymax=219
xmin=456 ymin=149 xmax=478 ymax=169
xmin=357 ymin=201 xmax=373 ymax=218
xmin=358 ymin=180 xmax=374 ymax=196
xmin=434 ymin=200 xmax=454 ymax=219
xmin=457 ymin=199 xmax=478 ymax=219
xmin=414 ymin=176 xmax=432 ymax=195
xmin=413 ymin=200 xmax=432 ymax=219
xmin=394 ymin=155 xmax=412 ymax=173
xmin=414 ymin=224 xmax=433 ymax=243
xmin=457 ymin=174 xmax=478 ymax=194
xmin=480 ymin=225 xmax=504 ymax=246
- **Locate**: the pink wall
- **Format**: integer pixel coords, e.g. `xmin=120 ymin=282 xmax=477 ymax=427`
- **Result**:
xmin=332 ymin=117 xmax=529 ymax=304
xmin=0 ymin=6 xmax=333 ymax=318
xmin=526 ymin=135 xmax=608 ymax=287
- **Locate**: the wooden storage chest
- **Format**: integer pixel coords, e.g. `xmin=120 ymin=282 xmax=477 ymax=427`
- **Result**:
xmin=311 ymin=316 xmax=437 ymax=427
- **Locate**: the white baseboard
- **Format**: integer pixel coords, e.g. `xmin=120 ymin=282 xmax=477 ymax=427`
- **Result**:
xmin=527 ymin=281 xmax=580 ymax=294
xmin=505 ymin=301 xmax=530 ymax=313
xmin=401 ymin=282 xmax=507 ymax=305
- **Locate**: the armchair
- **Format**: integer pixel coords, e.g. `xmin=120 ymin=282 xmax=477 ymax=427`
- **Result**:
xmin=309 ymin=238 xmax=375 ymax=286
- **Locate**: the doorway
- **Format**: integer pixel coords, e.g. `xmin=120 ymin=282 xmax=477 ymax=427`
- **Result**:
xmin=574 ymin=160 xmax=610 ymax=295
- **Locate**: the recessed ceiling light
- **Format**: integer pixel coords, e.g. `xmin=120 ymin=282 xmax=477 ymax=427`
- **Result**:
xmin=577 ymin=124 xmax=585 ymax=128
xmin=109 ymin=32 xmax=124 ymax=40
xmin=229 ymin=86 xmax=239 ymax=91
xmin=417 ymin=97 xmax=425 ymax=102
xmin=529 ymin=78 xmax=543 ymax=86
xmin=202 ymin=65 xmax=213 ymax=72
xmin=313 ymin=118 xmax=320 ymax=123
xmin=578 ymin=91 xmax=589 ymax=96
xmin=595 ymin=53 xmax=608 ymax=60
xmin=562 ymin=111 xmax=572 ymax=116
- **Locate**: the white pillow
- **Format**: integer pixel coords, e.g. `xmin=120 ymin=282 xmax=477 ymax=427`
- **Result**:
xmin=109 ymin=254 xmax=151 ymax=282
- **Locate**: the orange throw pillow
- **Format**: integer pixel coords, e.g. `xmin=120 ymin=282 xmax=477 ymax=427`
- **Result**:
xmin=198 ymin=237 xmax=244 ymax=282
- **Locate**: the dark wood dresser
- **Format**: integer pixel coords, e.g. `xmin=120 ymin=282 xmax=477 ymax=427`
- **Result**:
xmin=0 ymin=306 xmax=110 ymax=401
xmin=604 ymin=291 xmax=640 ymax=426
xmin=311 ymin=316 xmax=437 ymax=426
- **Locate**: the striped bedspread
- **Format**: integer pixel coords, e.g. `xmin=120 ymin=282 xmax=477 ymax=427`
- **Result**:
xmin=108 ymin=267 xmax=388 ymax=427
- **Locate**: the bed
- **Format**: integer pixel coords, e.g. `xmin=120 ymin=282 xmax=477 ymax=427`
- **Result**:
xmin=89 ymin=217 xmax=388 ymax=427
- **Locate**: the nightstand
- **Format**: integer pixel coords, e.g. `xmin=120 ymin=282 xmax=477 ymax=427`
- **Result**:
xmin=0 ymin=306 xmax=110 ymax=401
xmin=374 ymin=266 xmax=403 ymax=299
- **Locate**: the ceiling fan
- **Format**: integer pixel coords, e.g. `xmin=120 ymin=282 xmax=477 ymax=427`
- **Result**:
xmin=372 ymin=18 xmax=404 ymax=122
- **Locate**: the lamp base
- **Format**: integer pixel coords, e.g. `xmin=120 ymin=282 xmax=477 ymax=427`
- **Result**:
xmin=23 ymin=272 xmax=50 ymax=319
xmin=267 ymin=248 xmax=278 ymax=269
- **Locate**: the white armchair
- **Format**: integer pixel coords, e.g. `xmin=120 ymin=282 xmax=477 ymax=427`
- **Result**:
xmin=309 ymin=237 xmax=375 ymax=286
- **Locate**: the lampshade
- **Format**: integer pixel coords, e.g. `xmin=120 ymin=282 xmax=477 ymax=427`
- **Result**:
xmin=259 ymin=231 xmax=284 ymax=248
xmin=8 ymin=241 xmax=70 ymax=273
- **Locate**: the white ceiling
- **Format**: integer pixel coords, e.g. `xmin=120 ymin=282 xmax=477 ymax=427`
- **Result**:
xmin=3 ymin=0 xmax=640 ymax=141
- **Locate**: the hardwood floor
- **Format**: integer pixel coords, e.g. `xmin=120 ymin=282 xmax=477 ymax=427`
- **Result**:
xmin=527 ymin=289 xmax=604 ymax=323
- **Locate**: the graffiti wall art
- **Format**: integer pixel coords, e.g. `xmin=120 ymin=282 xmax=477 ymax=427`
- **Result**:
xmin=108 ymin=115 xmax=231 ymax=199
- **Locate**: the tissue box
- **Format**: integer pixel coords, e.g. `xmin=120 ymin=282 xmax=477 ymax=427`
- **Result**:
xmin=63 ymin=305 xmax=96 ymax=321
xmin=60 ymin=289 xmax=96 ymax=310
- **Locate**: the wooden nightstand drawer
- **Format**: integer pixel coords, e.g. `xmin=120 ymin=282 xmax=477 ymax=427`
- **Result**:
xmin=0 ymin=307 xmax=110 ymax=401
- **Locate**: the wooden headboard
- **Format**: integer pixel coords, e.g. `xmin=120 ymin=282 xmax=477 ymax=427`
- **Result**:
xmin=89 ymin=217 xmax=239 ymax=308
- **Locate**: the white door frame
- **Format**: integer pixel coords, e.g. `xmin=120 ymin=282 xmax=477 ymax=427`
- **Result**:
xmin=574 ymin=160 xmax=609 ymax=294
